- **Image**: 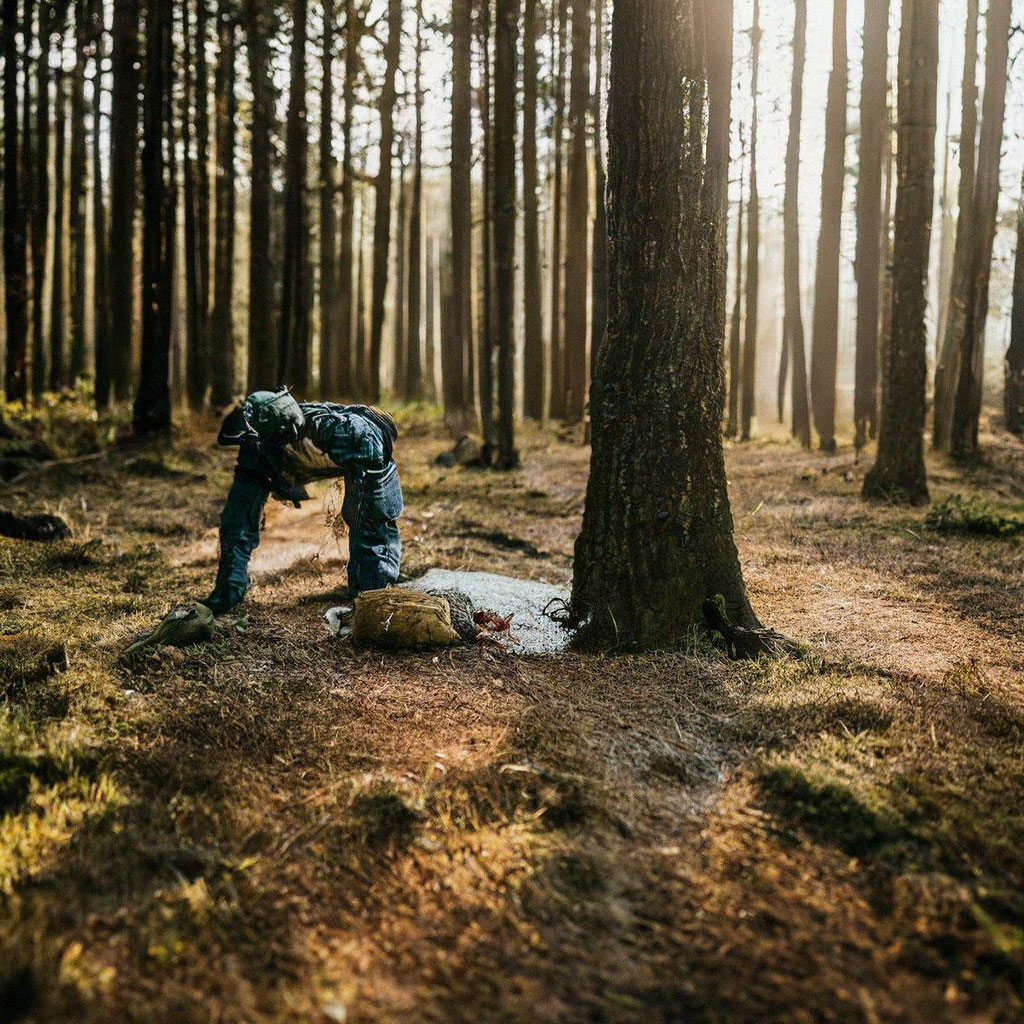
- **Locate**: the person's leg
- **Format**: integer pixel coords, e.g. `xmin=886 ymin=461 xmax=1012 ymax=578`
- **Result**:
xmin=345 ymin=467 xmax=403 ymax=594
xmin=205 ymin=472 xmax=269 ymax=614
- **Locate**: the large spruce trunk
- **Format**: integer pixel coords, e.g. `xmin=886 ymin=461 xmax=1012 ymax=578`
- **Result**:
xmin=863 ymin=0 xmax=938 ymax=505
xmin=571 ymin=0 xmax=759 ymax=648
xmin=521 ymin=0 xmax=543 ymax=420
xmin=810 ymin=0 xmax=848 ymax=453
xmin=853 ymin=0 xmax=889 ymax=449
xmin=1006 ymin=166 xmax=1024 ymax=436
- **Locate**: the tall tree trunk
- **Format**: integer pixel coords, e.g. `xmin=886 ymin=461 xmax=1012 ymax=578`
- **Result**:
xmin=739 ymin=0 xmax=760 ymax=443
xmin=355 ymin=182 xmax=369 ymax=389
xmin=210 ymin=5 xmax=237 ymax=409
xmin=478 ymin=0 xmax=496 ymax=458
xmin=863 ymin=0 xmax=938 ymax=504
xmin=562 ymin=0 xmax=591 ymax=423
xmin=51 ymin=62 xmax=68 ymax=388
xmin=589 ymin=0 xmax=608 ymax=399
xmin=246 ymin=0 xmax=277 ymax=391
xmin=935 ymin=91 xmax=955 ymax=361
xmin=949 ymin=0 xmax=1011 ymax=460
xmin=494 ymin=0 xmax=520 ymax=467
xmin=521 ymin=0 xmax=543 ymax=420
xmin=394 ymin=143 xmax=408 ymax=397
xmin=406 ymin=0 xmax=425 ymax=400
xmin=853 ymin=0 xmax=888 ymax=449
xmin=279 ymin=0 xmax=311 ymax=390
xmin=182 ymin=0 xmax=202 ymax=407
xmin=425 ymin=235 xmax=438 ymax=398
xmin=91 ymin=0 xmax=110 ymax=409
xmin=448 ymin=0 xmax=473 ymax=417
xmin=2 ymin=0 xmax=29 ymax=401
xmin=572 ymin=0 xmax=759 ymax=649
xmin=367 ymin=0 xmax=401 ymax=402
xmin=548 ymin=0 xmax=568 ymax=420
xmin=319 ymin=0 xmax=337 ymax=397
xmin=784 ymin=0 xmax=811 ymax=448
xmin=810 ymin=0 xmax=848 ymax=453
xmin=107 ymin=0 xmax=139 ymax=401
xmin=31 ymin=3 xmax=53 ymax=396
xmin=68 ymin=0 xmax=88 ymax=383
xmin=1006 ymin=165 xmax=1024 ymax=436
xmin=933 ymin=0 xmax=979 ymax=448
xmin=726 ymin=131 xmax=744 ymax=439
xmin=133 ymin=0 xmax=175 ymax=433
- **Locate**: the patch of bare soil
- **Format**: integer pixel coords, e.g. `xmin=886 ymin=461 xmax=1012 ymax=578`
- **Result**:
xmin=0 ymin=413 xmax=1022 ymax=1024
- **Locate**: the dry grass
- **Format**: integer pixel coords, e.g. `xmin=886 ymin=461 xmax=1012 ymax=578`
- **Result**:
xmin=0 ymin=406 xmax=1022 ymax=1023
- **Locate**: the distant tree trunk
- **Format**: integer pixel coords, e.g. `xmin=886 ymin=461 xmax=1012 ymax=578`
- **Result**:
xmin=784 ymin=0 xmax=811 ymax=448
xmin=521 ymin=0 xmax=543 ymax=420
xmin=2 ymin=0 xmax=29 ymax=401
xmin=477 ymin=0 xmax=496 ymax=459
xmin=810 ymin=0 xmax=847 ymax=453
xmin=52 ymin=63 xmax=69 ymax=388
xmin=394 ymin=143 xmax=408 ymax=398
xmin=92 ymin=0 xmax=110 ymax=409
xmin=589 ymin=0 xmax=608 ymax=400
xmin=425 ymin=235 xmax=438 ymax=398
xmin=69 ymin=0 xmax=88 ymax=384
xmin=182 ymin=0 xmax=202 ymax=407
xmin=739 ymin=0 xmax=760 ymax=443
xmin=209 ymin=6 xmax=237 ymax=409
xmin=194 ymin=0 xmax=211 ymax=398
xmin=246 ymin=0 xmax=277 ymax=392
xmin=563 ymin=0 xmax=591 ymax=423
xmin=853 ymin=0 xmax=888 ymax=449
xmin=405 ymin=0 xmax=425 ymax=401
xmin=935 ymin=91 xmax=955 ymax=356
xmin=949 ymin=0 xmax=1010 ymax=460
xmin=107 ymin=0 xmax=139 ymax=402
xmin=726 ymin=133 xmax=744 ymax=440
xmin=494 ymin=0 xmax=520 ymax=467
xmin=1006 ymin=166 xmax=1024 ymax=436
xmin=30 ymin=4 xmax=53 ymax=397
xmin=933 ymin=0 xmax=979 ymax=448
xmin=548 ymin=0 xmax=568 ymax=420
xmin=356 ymin=186 xmax=369 ymax=389
xmin=367 ymin=0 xmax=401 ymax=402
xmin=863 ymin=0 xmax=938 ymax=504
xmin=572 ymin=0 xmax=760 ymax=649
xmin=448 ymin=0 xmax=473 ymax=417
xmin=20 ymin=4 xmax=34 ymax=393
xmin=133 ymin=0 xmax=175 ymax=433
xmin=319 ymin=0 xmax=337 ymax=397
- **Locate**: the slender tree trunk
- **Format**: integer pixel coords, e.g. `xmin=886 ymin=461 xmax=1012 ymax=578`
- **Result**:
xmin=52 ymin=62 xmax=69 ymax=388
xmin=355 ymin=182 xmax=369 ymax=389
xmin=133 ymin=0 xmax=175 ymax=433
xmin=246 ymin=0 xmax=277 ymax=391
xmin=863 ymin=0 xmax=938 ymax=504
xmin=209 ymin=5 xmax=237 ymax=409
xmin=478 ymin=0 xmax=496 ymax=459
xmin=182 ymin=0 xmax=202 ymax=407
xmin=91 ymin=0 xmax=110 ymax=409
xmin=933 ymin=0 xmax=979 ymax=448
xmin=448 ymin=0 xmax=473 ymax=417
xmin=31 ymin=3 xmax=53 ymax=396
xmin=20 ymin=2 xmax=35 ymax=396
xmin=589 ymin=0 xmax=609 ymax=402
xmin=394 ymin=143 xmax=408 ymax=398
xmin=548 ymin=0 xmax=568 ymax=420
xmin=2 ymin=0 xmax=29 ymax=401
xmin=726 ymin=133 xmax=744 ymax=440
xmin=810 ymin=0 xmax=848 ymax=453
xmin=573 ymin=0 xmax=759 ymax=648
xmin=68 ymin=0 xmax=88 ymax=383
xmin=949 ymin=0 xmax=1010 ymax=460
xmin=107 ymin=0 xmax=139 ymax=401
xmin=784 ymin=0 xmax=811 ymax=448
xmin=493 ymin=0 xmax=520 ymax=467
xmin=739 ymin=0 xmax=760 ymax=442
xmin=335 ymin=0 xmax=359 ymax=397
xmin=425 ymin=235 xmax=438 ymax=398
xmin=406 ymin=0 xmax=425 ymax=401
xmin=853 ymin=0 xmax=888 ymax=449
xmin=521 ymin=0 xmax=543 ymax=419
xmin=319 ymin=0 xmax=337 ymax=397
xmin=935 ymin=91 xmax=955 ymax=361
xmin=1006 ymin=165 xmax=1024 ymax=436
xmin=563 ymin=0 xmax=591 ymax=423
xmin=367 ymin=0 xmax=401 ymax=402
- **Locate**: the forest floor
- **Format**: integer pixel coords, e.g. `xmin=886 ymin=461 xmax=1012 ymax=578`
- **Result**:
xmin=1 ymin=404 xmax=1023 ymax=1024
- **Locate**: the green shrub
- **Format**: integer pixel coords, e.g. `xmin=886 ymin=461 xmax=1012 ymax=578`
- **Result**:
xmin=924 ymin=495 xmax=1024 ymax=538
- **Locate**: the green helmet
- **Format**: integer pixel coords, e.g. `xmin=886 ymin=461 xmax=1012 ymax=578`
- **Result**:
xmin=242 ymin=388 xmax=305 ymax=446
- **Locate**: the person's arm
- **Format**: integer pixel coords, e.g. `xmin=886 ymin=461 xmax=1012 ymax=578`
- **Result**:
xmin=204 ymin=469 xmax=270 ymax=615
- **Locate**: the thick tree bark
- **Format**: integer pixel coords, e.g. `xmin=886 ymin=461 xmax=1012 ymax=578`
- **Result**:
xmin=51 ymin=63 xmax=68 ymax=388
xmin=367 ymin=0 xmax=401 ymax=402
xmin=572 ymin=0 xmax=759 ymax=649
xmin=447 ymin=0 xmax=473 ymax=417
xmin=562 ymin=0 xmax=591 ymax=423
xmin=319 ymin=0 xmax=337 ymax=397
xmin=132 ymin=0 xmax=175 ymax=434
xmin=949 ymin=0 xmax=1011 ymax=461
xmin=1006 ymin=166 xmax=1024 ymax=436
xmin=810 ymin=0 xmax=848 ymax=453
xmin=521 ymin=0 xmax=543 ymax=420
xmin=68 ymin=0 xmax=88 ymax=383
xmin=726 ymin=134 xmax=744 ymax=440
xmin=107 ymin=0 xmax=139 ymax=402
xmin=405 ymin=0 xmax=425 ymax=401
xmin=933 ymin=0 xmax=979 ymax=448
xmin=547 ymin=0 xmax=568 ymax=420
xmin=493 ymin=0 xmax=520 ymax=468
xmin=209 ymin=6 xmax=237 ymax=409
xmin=91 ymin=0 xmax=110 ymax=409
xmin=784 ymin=0 xmax=811 ymax=448
xmin=863 ymin=0 xmax=938 ymax=505
xmin=2 ymin=0 xmax=29 ymax=401
xmin=853 ymin=0 xmax=889 ymax=449
xmin=31 ymin=4 xmax=53 ymax=397
xmin=739 ymin=0 xmax=760 ymax=443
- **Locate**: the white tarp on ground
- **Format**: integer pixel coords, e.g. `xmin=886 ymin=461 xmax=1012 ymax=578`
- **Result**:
xmin=403 ymin=569 xmax=572 ymax=655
